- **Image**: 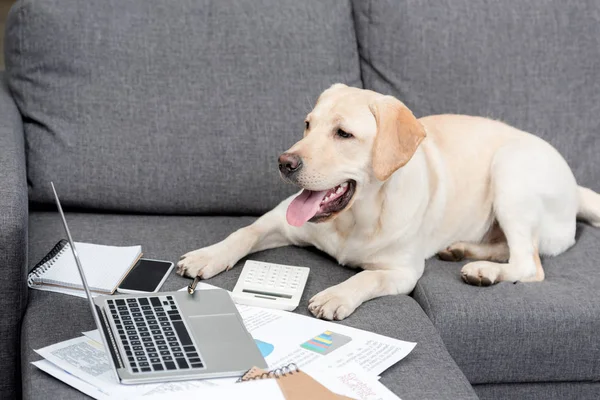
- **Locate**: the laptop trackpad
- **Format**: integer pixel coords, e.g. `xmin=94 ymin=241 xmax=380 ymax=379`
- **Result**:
xmin=189 ymin=314 xmax=259 ymax=370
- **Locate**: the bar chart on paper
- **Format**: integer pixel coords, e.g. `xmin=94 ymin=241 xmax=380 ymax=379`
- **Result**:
xmin=300 ymin=331 xmax=352 ymax=355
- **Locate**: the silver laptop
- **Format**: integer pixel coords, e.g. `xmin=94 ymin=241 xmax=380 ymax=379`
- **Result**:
xmin=50 ymin=182 xmax=266 ymax=384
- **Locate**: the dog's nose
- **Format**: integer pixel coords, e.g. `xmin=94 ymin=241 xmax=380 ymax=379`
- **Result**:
xmin=278 ymin=153 xmax=302 ymax=175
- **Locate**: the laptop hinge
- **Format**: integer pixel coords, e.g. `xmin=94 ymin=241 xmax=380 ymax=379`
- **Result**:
xmin=96 ymin=305 xmax=125 ymax=369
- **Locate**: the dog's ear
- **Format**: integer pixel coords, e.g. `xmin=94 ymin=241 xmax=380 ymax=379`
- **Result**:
xmin=369 ymin=96 xmax=426 ymax=181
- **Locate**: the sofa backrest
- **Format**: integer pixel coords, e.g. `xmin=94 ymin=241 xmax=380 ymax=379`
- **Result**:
xmin=5 ymin=0 xmax=361 ymax=214
xmin=353 ymin=0 xmax=600 ymax=191
xmin=8 ymin=0 xmax=599 ymax=215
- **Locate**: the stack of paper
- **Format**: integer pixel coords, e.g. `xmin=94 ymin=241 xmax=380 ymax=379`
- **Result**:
xmin=33 ymin=283 xmax=415 ymax=399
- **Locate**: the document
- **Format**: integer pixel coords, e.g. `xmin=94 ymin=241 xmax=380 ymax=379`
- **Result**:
xmin=306 ymin=362 xmax=401 ymax=400
xmin=32 ymin=359 xmax=111 ymax=400
xmin=82 ymin=329 xmax=104 ymax=343
xmin=176 ymin=283 xmax=416 ymax=375
xmin=79 ymin=301 xmax=413 ymax=390
xmin=35 ymin=337 xmax=158 ymax=399
xmin=139 ymin=378 xmax=285 ymax=400
xmin=33 ymin=282 xmax=414 ymax=399
xmin=139 ymin=364 xmax=395 ymax=400
xmin=35 ymin=353 xmax=283 ymax=400
xmin=35 ymin=336 xmax=235 ymax=399
xmin=236 ymin=303 xmax=416 ymax=376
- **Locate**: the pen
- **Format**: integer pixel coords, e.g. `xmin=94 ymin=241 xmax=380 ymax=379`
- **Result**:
xmin=187 ymin=275 xmax=200 ymax=295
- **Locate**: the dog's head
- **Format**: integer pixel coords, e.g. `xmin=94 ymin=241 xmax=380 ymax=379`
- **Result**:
xmin=280 ymin=84 xmax=426 ymax=227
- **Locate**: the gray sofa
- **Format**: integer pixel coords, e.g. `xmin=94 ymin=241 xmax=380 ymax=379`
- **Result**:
xmin=2 ymin=0 xmax=599 ymax=399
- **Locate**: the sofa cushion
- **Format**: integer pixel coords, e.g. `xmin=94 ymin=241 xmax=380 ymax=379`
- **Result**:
xmin=413 ymin=223 xmax=600 ymax=384
xmin=5 ymin=0 xmax=361 ymax=215
xmin=24 ymin=212 xmax=477 ymax=399
xmin=474 ymin=382 xmax=600 ymax=400
xmin=0 ymin=71 xmax=28 ymax=399
xmin=353 ymin=0 xmax=600 ymax=191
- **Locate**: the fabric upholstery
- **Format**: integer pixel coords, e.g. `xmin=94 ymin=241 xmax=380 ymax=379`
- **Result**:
xmin=353 ymin=0 xmax=600 ymax=191
xmin=474 ymin=382 xmax=600 ymax=400
xmin=23 ymin=212 xmax=477 ymax=400
xmin=413 ymin=223 xmax=600 ymax=384
xmin=11 ymin=0 xmax=600 ymax=396
xmin=0 ymin=71 xmax=28 ymax=399
xmin=5 ymin=0 xmax=361 ymax=215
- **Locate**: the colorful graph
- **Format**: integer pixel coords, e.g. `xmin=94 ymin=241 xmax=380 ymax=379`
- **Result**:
xmin=254 ymin=339 xmax=274 ymax=357
xmin=300 ymin=330 xmax=352 ymax=355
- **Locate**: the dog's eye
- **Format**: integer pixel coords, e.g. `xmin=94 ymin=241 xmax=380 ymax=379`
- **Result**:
xmin=337 ymin=129 xmax=353 ymax=139
xmin=305 ymin=121 xmax=310 ymax=130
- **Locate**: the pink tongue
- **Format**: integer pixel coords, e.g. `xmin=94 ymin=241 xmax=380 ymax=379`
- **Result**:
xmin=286 ymin=189 xmax=328 ymax=227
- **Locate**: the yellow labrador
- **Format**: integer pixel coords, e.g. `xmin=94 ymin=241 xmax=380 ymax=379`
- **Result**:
xmin=177 ymin=84 xmax=600 ymax=320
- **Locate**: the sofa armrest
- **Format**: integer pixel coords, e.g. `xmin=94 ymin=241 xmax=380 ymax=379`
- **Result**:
xmin=0 ymin=71 xmax=28 ymax=398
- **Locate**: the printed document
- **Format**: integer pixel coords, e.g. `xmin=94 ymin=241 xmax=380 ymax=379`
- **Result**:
xmin=236 ymin=303 xmax=415 ymax=376
xmin=175 ymin=283 xmax=416 ymax=375
xmin=306 ymin=362 xmax=401 ymax=400
xmin=33 ymin=282 xmax=414 ymax=398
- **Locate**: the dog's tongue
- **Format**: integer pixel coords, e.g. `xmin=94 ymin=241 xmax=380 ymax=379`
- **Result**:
xmin=286 ymin=189 xmax=328 ymax=227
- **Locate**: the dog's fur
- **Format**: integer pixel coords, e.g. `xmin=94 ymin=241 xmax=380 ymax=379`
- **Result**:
xmin=177 ymin=84 xmax=600 ymax=320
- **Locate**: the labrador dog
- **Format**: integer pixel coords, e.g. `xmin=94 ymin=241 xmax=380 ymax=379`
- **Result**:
xmin=177 ymin=84 xmax=600 ymax=320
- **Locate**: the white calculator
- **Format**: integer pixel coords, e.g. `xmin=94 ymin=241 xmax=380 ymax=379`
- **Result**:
xmin=231 ymin=260 xmax=310 ymax=311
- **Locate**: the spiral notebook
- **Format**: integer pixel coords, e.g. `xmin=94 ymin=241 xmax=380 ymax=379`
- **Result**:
xmin=239 ymin=364 xmax=354 ymax=400
xmin=27 ymin=239 xmax=143 ymax=296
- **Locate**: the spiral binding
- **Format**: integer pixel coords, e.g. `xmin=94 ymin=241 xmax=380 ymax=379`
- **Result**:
xmin=238 ymin=363 xmax=299 ymax=382
xmin=27 ymin=239 xmax=70 ymax=286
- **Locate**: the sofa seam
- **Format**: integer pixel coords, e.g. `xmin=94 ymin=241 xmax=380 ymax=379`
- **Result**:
xmin=415 ymin=279 xmax=437 ymax=326
xmin=349 ymin=0 xmax=364 ymax=88
xmin=14 ymin=3 xmax=28 ymax=398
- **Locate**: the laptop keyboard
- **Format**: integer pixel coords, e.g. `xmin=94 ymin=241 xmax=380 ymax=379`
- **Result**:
xmin=107 ymin=296 xmax=204 ymax=374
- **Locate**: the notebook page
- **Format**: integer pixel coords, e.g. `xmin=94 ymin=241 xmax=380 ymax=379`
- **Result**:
xmin=39 ymin=242 xmax=142 ymax=292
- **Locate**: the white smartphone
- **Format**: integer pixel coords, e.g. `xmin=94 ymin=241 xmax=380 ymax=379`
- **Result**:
xmin=116 ymin=258 xmax=174 ymax=294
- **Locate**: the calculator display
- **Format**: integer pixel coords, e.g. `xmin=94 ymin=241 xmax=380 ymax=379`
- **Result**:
xmin=242 ymin=289 xmax=292 ymax=299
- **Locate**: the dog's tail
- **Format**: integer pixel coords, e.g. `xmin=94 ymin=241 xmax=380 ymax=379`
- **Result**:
xmin=577 ymin=186 xmax=600 ymax=227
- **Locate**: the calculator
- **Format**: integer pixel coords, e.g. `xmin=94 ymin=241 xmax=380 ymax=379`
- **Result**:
xmin=231 ymin=260 xmax=310 ymax=311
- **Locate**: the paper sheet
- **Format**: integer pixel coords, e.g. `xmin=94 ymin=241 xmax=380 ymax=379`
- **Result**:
xmin=176 ymin=284 xmax=416 ymax=375
xmin=306 ymin=362 xmax=401 ymax=400
xmin=34 ymin=336 xmax=236 ymax=399
xmin=32 ymin=359 xmax=111 ymax=399
xmin=82 ymin=329 xmax=102 ymax=343
xmin=235 ymin=303 xmax=415 ymax=376
xmin=35 ymin=337 xmax=158 ymax=399
xmin=35 ymin=282 xmax=413 ymax=399
xmin=138 ymin=378 xmax=285 ymax=400
xmin=32 ymin=284 xmax=98 ymax=298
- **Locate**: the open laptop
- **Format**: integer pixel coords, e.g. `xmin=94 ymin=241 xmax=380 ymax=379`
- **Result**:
xmin=50 ymin=182 xmax=267 ymax=384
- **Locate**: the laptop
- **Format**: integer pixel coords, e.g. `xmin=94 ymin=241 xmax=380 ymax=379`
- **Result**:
xmin=50 ymin=182 xmax=267 ymax=384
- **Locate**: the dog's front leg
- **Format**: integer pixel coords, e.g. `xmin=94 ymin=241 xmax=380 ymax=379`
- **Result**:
xmin=177 ymin=202 xmax=294 ymax=279
xmin=308 ymin=262 xmax=423 ymax=321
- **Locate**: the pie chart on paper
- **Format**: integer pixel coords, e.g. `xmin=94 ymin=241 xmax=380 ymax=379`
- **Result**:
xmin=254 ymin=339 xmax=274 ymax=357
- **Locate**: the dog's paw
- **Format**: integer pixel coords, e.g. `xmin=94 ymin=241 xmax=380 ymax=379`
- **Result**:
xmin=461 ymin=261 xmax=500 ymax=286
xmin=438 ymin=243 xmax=466 ymax=261
xmin=176 ymin=244 xmax=233 ymax=280
xmin=308 ymin=286 xmax=360 ymax=321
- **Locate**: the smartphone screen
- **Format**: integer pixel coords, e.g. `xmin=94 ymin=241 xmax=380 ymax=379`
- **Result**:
xmin=118 ymin=259 xmax=173 ymax=292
